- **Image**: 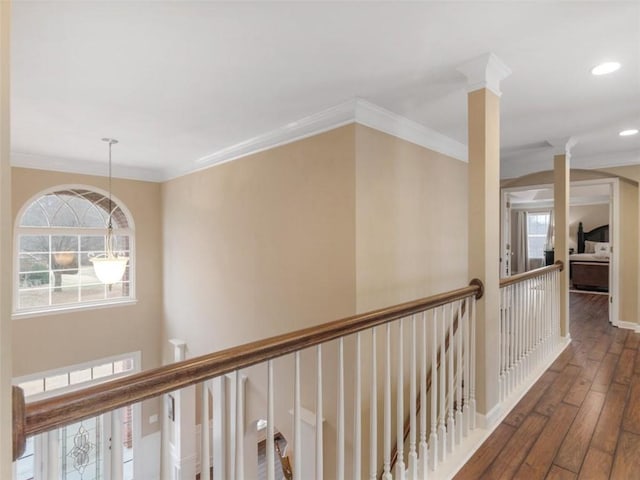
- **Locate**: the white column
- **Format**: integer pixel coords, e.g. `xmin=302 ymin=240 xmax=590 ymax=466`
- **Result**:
xmin=168 ymin=339 xmax=197 ymax=480
xmin=550 ymin=137 xmax=576 ymax=338
xmin=457 ymin=53 xmax=511 ymax=427
xmin=212 ymin=376 xmax=227 ymax=480
xmin=0 ymin=2 xmax=12 ymax=475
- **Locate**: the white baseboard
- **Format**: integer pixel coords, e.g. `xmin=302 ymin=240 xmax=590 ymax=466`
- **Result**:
xmin=616 ymin=320 xmax=639 ymax=332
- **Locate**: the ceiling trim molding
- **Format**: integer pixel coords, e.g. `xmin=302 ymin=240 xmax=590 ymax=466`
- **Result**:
xmin=182 ymin=99 xmax=358 ymax=177
xmin=11 ymin=151 xmax=165 ymax=183
xmin=12 ymin=99 xmax=469 ymax=182
xmin=168 ymin=97 xmax=467 ymax=180
xmin=354 ymin=99 xmax=468 ymax=162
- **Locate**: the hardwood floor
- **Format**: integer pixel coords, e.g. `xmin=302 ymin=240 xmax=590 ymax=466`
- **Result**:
xmin=455 ymin=293 xmax=640 ymax=480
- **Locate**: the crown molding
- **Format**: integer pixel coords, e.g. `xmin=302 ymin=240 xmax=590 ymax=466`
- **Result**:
xmin=354 ymin=99 xmax=468 ymax=162
xmin=11 ymin=151 xmax=165 ymax=183
xmin=169 ymin=98 xmax=468 ymax=180
xmin=457 ymin=52 xmax=512 ymax=97
xmin=12 ymin=99 xmax=469 ymax=182
xmin=174 ymin=99 xmax=358 ymax=179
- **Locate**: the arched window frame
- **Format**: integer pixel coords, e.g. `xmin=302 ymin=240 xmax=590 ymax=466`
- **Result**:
xmin=13 ymin=184 xmax=136 ymax=317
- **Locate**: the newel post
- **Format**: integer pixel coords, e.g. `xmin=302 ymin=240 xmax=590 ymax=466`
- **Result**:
xmin=458 ymin=53 xmax=511 ymax=427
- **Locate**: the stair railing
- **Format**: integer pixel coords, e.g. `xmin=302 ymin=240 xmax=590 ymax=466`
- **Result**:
xmin=13 ymin=279 xmax=483 ymax=480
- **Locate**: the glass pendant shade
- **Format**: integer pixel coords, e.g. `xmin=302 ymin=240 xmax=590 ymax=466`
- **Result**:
xmin=91 ymin=225 xmax=129 ymax=284
xmin=91 ymin=256 xmax=129 ymax=285
xmin=91 ymin=138 xmax=129 ymax=284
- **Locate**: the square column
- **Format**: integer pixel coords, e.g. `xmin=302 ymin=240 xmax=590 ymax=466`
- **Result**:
xmin=551 ymin=138 xmax=576 ymax=338
xmin=458 ymin=53 xmax=511 ymax=423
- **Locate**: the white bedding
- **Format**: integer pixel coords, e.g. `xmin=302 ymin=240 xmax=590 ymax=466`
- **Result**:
xmin=569 ymin=253 xmax=609 ymax=263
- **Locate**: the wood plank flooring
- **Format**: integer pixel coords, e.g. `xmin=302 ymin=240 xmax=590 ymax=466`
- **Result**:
xmin=455 ymin=293 xmax=640 ymax=480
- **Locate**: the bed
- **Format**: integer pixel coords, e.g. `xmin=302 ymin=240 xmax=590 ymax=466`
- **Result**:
xmin=569 ymin=222 xmax=609 ymax=291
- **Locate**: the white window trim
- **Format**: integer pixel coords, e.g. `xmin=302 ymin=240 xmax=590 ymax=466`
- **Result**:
xmin=13 ymin=184 xmax=136 ymax=317
xmin=13 ymin=351 xmax=143 ymax=480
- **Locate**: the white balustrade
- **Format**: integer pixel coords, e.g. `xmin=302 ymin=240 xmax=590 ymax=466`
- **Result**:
xmin=499 ymin=268 xmax=561 ymax=404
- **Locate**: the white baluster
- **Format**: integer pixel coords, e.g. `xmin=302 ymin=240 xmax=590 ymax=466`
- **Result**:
xmin=235 ymin=370 xmax=244 ymax=480
xmin=111 ymin=409 xmax=123 ymax=480
xmin=316 ymin=345 xmax=323 ymax=480
xmin=470 ymin=297 xmax=477 ymax=430
xmin=438 ymin=306 xmax=446 ymax=462
xmin=294 ymin=352 xmax=302 ymax=480
xmin=201 ymin=382 xmax=211 ymax=480
xmin=456 ymin=302 xmax=463 ymax=446
xmin=408 ymin=315 xmax=418 ymax=479
xmin=369 ymin=328 xmax=378 ymax=480
xmin=267 ymin=360 xmax=275 ymax=480
xmin=337 ymin=338 xmax=345 ymax=480
xmin=499 ymin=287 xmax=504 ymax=400
xmin=511 ymin=284 xmax=516 ymax=393
xmin=396 ymin=318 xmax=406 ymax=478
xmin=429 ymin=308 xmax=438 ymax=471
xmin=419 ymin=311 xmax=428 ymax=477
xmin=462 ymin=298 xmax=470 ymax=438
xmin=354 ymin=333 xmax=362 ymax=480
xmin=447 ymin=304 xmax=455 ymax=454
xmin=382 ymin=323 xmax=392 ymax=480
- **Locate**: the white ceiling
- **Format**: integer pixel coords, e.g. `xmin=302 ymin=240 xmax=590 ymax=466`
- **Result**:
xmin=10 ymin=1 xmax=640 ymax=181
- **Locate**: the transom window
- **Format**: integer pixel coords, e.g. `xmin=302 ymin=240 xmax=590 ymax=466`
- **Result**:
xmin=15 ymin=187 xmax=134 ymax=314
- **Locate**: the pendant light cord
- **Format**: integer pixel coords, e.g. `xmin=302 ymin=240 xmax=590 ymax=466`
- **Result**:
xmin=102 ymin=137 xmax=118 ymax=256
xmin=108 ymin=140 xmax=113 ymax=230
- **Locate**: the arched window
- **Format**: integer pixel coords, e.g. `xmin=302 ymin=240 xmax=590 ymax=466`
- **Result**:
xmin=15 ymin=187 xmax=134 ymax=314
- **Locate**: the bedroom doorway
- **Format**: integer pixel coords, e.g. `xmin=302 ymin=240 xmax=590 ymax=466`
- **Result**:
xmin=501 ymin=178 xmax=619 ymax=326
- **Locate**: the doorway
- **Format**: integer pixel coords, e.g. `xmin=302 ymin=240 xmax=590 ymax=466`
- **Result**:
xmin=501 ymin=178 xmax=619 ymax=325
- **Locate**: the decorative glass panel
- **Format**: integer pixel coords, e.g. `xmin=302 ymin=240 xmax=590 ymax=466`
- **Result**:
xmin=60 ymin=417 xmax=103 ymax=480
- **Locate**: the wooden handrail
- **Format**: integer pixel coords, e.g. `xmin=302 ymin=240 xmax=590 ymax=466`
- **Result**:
xmin=13 ymin=279 xmax=483 ymax=460
xmin=499 ymin=260 xmax=563 ymax=288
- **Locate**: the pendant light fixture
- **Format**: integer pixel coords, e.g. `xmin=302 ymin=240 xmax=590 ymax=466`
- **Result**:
xmin=90 ymin=138 xmax=129 ymax=284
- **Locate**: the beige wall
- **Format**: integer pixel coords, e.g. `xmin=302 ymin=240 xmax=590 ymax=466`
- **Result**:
xmin=355 ymin=125 xmax=469 ymax=311
xmin=11 ymin=167 xmax=163 ymax=435
xmin=569 ymin=204 xmax=610 ymax=251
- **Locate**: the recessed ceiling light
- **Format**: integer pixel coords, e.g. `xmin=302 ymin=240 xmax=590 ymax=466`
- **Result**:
xmin=591 ymin=61 xmax=621 ymax=75
xmin=619 ymin=129 xmax=638 ymax=137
